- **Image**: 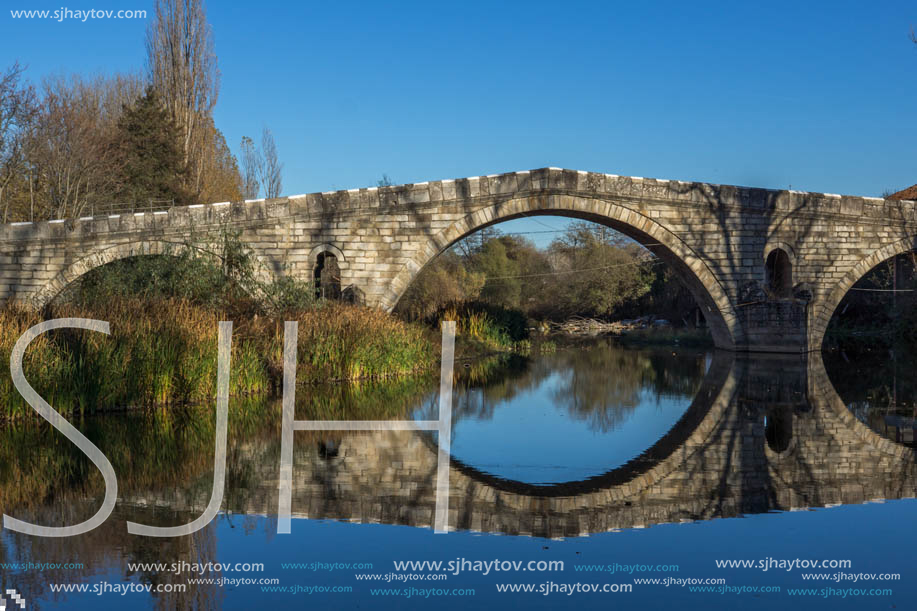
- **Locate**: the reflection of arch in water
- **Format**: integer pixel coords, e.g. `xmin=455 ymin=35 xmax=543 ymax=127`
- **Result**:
xmin=114 ymin=350 xmax=917 ymax=537
xmin=809 ymin=351 xmax=916 ymax=459
xmin=764 ymin=406 xmax=794 ymax=454
xmin=420 ymin=349 xmax=739 ymax=498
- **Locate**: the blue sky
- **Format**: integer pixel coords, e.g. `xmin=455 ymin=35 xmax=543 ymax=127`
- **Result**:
xmin=4 ymin=1 xmax=916 ymax=244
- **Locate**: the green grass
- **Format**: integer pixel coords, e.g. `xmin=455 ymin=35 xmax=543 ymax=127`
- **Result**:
xmin=433 ymin=301 xmax=535 ymax=356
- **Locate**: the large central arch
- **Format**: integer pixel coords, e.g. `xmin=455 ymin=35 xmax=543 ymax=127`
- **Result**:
xmin=382 ymin=194 xmax=740 ymax=350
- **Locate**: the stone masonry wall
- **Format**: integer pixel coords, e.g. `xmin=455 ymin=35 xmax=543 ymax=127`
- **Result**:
xmin=2 ymin=168 xmax=916 ymax=352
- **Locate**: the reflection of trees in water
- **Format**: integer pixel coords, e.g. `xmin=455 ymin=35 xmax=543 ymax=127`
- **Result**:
xmin=417 ymin=340 xmax=707 ymax=432
xmin=553 ymin=347 xmax=656 ymax=432
xmin=0 ymin=377 xmax=439 ymax=610
xmin=824 ymin=341 xmax=917 ymax=411
xmin=551 ymin=342 xmax=706 ymax=432
xmin=1 ymin=504 xmax=228 ymax=610
xmin=0 ymin=396 xmax=282 ymax=518
xmin=0 ymin=397 xmax=285 ymax=611
xmin=824 ymin=340 xmax=917 ymax=446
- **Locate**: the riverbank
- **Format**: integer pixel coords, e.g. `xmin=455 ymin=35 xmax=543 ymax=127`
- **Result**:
xmin=0 ymin=296 xmax=563 ymax=419
xmin=0 ymin=298 xmax=438 ymax=418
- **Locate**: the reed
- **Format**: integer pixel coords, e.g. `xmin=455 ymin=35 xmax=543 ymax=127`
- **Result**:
xmin=0 ymin=298 xmax=437 ymax=418
xmin=436 ymin=301 xmax=530 ymax=353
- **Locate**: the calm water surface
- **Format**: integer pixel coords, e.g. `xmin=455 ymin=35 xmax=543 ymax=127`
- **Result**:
xmin=1 ymin=339 xmax=915 ymax=610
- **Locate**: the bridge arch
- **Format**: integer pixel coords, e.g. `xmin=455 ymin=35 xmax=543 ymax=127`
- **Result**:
xmin=30 ymin=239 xmax=273 ymax=308
xmin=810 ymin=234 xmax=917 ymax=349
xmin=381 ymin=195 xmax=741 ymax=350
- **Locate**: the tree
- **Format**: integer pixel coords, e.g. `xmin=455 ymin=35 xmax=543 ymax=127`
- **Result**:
xmin=196 ymin=117 xmax=242 ymax=204
xmin=146 ymin=0 xmax=219 ymax=199
xmin=259 ymin=127 xmax=282 ymax=198
xmin=394 ymin=250 xmax=485 ymax=320
xmin=469 ymin=235 xmax=549 ymax=310
xmin=454 ymin=225 xmax=502 ymax=258
xmin=0 ymin=63 xmax=37 ymax=223
xmin=29 ymin=75 xmax=124 ymax=219
xmin=542 ymin=222 xmax=653 ymax=318
xmin=239 ymin=135 xmax=261 ymax=199
xmin=115 ymin=87 xmax=187 ymax=205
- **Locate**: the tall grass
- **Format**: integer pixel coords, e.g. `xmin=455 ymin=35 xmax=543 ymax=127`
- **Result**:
xmin=0 ymin=298 xmax=437 ymax=418
xmin=435 ymin=301 xmax=529 ymax=353
xmin=279 ymin=304 xmax=437 ymax=384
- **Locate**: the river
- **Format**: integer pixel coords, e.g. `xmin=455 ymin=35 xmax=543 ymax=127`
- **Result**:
xmin=0 ymin=339 xmax=914 ymax=609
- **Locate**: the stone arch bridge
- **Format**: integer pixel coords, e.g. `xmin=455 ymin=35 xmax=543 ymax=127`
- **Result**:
xmin=2 ymin=168 xmax=916 ymax=352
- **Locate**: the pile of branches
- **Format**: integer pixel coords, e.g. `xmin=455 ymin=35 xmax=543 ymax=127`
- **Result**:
xmin=547 ymin=315 xmax=653 ymax=335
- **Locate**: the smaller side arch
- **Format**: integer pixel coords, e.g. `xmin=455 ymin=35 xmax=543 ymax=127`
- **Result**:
xmin=33 ymin=240 xmax=181 ymax=308
xmin=810 ymin=234 xmax=917 ymax=348
xmin=31 ymin=238 xmax=276 ymax=309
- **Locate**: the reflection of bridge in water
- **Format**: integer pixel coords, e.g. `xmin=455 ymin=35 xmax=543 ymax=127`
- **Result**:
xmin=125 ymin=352 xmax=917 ymax=538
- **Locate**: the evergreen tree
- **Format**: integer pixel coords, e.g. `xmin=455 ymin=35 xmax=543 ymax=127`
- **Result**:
xmin=116 ymin=87 xmax=186 ymax=205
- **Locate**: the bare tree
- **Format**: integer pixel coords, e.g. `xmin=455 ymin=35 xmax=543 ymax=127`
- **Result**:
xmin=259 ymin=127 xmax=282 ymax=199
xmin=0 ymin=63 xmax=37 ymax=222
xmin=30 ymin=75 xmax=124 ymax=219
xmin=239 ymin=135 xmax=261 ymax=199
xmin=96 ymin=71 xmax=146 ymax=122
xmin=145 ymin=0 xmax=219 ymax=199
xmin=196 ymin=117 xmax=242 ymax=204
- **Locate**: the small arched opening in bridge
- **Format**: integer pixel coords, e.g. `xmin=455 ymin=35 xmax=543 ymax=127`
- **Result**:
xmin=765 ymin=248 xmax=793 ymax=299
xmin=313 ymin=252 xmax=341 ymax=300
xmin=309 ymin=244 xmax=346 ymax=301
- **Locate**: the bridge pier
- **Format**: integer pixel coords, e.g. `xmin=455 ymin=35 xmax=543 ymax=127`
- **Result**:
xmin=735 ymin=300 xmax=811 ymax=353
